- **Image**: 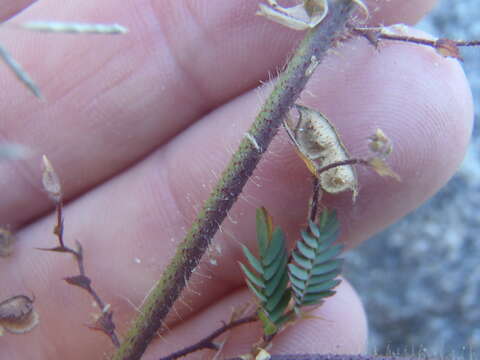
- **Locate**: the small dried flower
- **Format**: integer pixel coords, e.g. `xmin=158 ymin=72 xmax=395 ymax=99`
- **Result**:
xmin=41 ymin=155 xmax=62 ymax=203
xmin=368 ymin=157 xmax=401 ymax=181
xmin=367 ymin=129 xmax=400 ymax=181
xmin=369 ymin=128 xmax=393 ymax=157
xmin=435 ymin=38 xmax=463 ymax=61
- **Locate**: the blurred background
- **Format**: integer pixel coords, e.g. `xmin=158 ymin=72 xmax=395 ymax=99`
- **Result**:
xmin=345 ymin=0 xmax=480 ymax=357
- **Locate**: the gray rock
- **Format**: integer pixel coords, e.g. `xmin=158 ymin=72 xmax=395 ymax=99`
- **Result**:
xmin=344 ymin=1 xmax=480 ymax=357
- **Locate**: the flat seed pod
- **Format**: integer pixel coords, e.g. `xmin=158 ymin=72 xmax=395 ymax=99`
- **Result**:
xmin=0 ymin=295 xmax=39 ymax=335
xmin=257 ymin=0 xmax=328 ymax=31
xmin=285 ymin=105 xmax=358 ymax=199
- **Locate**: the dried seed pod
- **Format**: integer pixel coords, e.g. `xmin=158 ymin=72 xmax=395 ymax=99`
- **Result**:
xmin=41 ymin=155 xmax=62 ymax=203
xmin=285 ymin=105 xmax=358 ymax=199
xmin=0 ymin=295 xmax=39 ymax=335
xmin=257 ymin=0 xmax=328 ymax=31
xmin=368 ymin=157 xmax=401 ymax=181
xmin=0 ymin=227 xmax=15 ymax=257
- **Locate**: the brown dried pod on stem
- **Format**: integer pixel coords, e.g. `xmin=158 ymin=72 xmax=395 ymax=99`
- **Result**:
xmin=38 ymin=155 xmax=120 ymax=347
xmin=284 ymin=104 xmax=358 ymax=200
xmin=0 ymin=295 xmax=39 ymax=335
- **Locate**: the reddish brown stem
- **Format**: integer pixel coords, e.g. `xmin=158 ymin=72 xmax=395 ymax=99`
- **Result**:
xmin=228 ymin=355 xmax=438 ymax=360
xmin=158 ymin=314 xmax=258 ymax=360
xmin=40 ymin=199 xmax=120 ymax=347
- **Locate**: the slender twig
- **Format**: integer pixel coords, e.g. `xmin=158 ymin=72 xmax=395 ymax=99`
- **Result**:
xmin=308 ymin=158 xmax=369 ymax=222
xmin=309 ymin=176 xmax=321 ymax=223
xmin=317 ymin=158 xmax=369 ymax=175
xmin=227 ymin=355 xmax=438 ymax=360
xmin=354 ymin=27 xmax=480 ymax=47
xmin=158 ymin=314 xmax=258 ymax=360
xmin=353 ymin=26 xmax=480 ymax=61
xmin=112 ymin=1 xmax=360 ymax=359
xmin=39 ymin=156 xmax=120 ymax=347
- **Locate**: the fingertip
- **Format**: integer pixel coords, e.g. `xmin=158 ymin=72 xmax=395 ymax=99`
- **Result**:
xmin=365 ymin=0 xmax=438 ymax=26
xmin=299 ymin=26 xmax=473 ymax=248
xmin=0 ymin=0 xmax=37 ymax=22
xmin=270 ymin=279 xmax=368 ymax=355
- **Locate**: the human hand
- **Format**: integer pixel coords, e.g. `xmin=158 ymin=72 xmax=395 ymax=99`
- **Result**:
xmin=0 ymin=0 xmax=472 ymax=359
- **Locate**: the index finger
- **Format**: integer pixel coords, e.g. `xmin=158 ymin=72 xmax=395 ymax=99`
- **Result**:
xmin=0 ymin=0 xmax=437 ymax=228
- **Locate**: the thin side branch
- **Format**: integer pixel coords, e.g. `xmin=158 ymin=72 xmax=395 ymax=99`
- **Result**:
xmin=227 ymin=355 xmax=438 ymax=360
xmin=353 ymin=26 xmax=480 ymax=61
xmin=355 ymin=27 xmax=480 ymax=47
xmin=112 ymin=1 xmax=360 ymax=359
xmin=39 ymin=156 xmax=120 ymax=347
xmin=159 ymin=314 xmax=258 ymax=360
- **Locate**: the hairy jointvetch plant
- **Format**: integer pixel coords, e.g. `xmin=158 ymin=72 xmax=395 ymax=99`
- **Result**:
xmin=240 ymin=208 xmax=291 ymax=336
xmin=113 ymin=3 xmax=363 ymax=359
xmin=240 ymin=208 xmax=343 ymax=339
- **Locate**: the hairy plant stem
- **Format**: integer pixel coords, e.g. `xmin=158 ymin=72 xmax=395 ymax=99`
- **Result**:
xmin=112 ymin=1 xmax=358 ymax=359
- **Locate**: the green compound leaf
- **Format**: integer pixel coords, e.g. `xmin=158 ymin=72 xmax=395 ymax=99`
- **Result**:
xmin=288 ymin=209 xmax=343 ymax=310
xmin=240 ymin=207 xmax=290 ymax=336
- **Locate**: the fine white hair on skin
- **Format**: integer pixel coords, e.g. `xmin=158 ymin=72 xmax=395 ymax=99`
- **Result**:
xmin=21 ymin=21 xmax=128 ymax=34
xmin=0 ymin=44 xmax=42 ymax=98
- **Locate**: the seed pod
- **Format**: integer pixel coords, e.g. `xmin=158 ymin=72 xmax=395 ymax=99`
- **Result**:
xmin=284 ymin=105 xmax=358 ymax=199
xmin=256 ymin=0 xmax=328 ymax=31
xmin=41 ymin=155 xmax=62 ymax=203
xmin=0 ymin=295 xmax=39 ymax=335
